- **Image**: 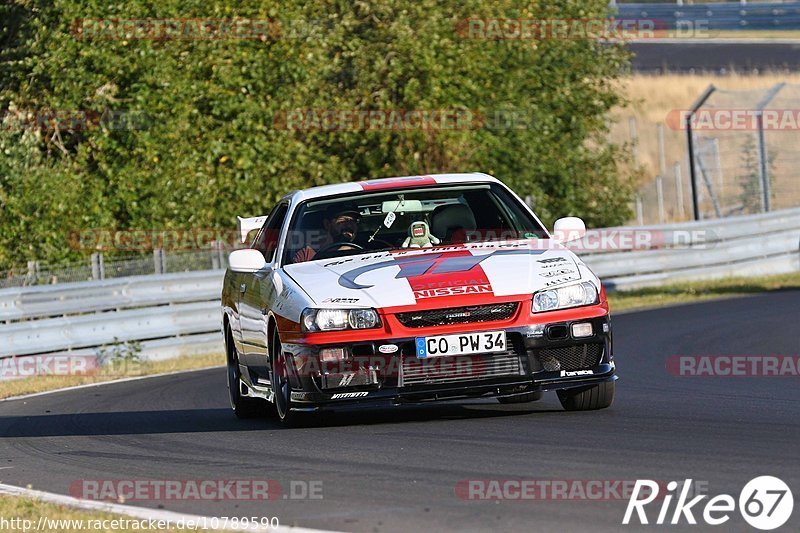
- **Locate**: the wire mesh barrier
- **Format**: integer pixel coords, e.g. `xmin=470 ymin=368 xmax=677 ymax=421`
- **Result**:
xmin=629 ymin=82 xmax=800 ymax=225
xmin=686 ymin=83 xmax=800 ymax=220
xmin=0 ymin=246 xmax=230 ymax=289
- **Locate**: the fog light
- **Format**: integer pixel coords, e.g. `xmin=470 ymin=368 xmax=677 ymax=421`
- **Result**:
xmin=319 ymin=347 xmax=348 ymax=362
xmin=571 ymin=322 xmax=593 ymax=338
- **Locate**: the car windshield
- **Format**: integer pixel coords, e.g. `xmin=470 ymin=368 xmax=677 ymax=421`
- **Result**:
xmin=284 ymin=183 xmax=548 ymax=264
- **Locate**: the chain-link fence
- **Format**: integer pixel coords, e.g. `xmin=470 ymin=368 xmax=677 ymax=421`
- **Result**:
xmin=630 ymin=82 xmax=800 ymax=224
xmin=0 ymin=246 xmax=229 ymax=289
xmin=687 ymin=83 xmax=800 ymax=219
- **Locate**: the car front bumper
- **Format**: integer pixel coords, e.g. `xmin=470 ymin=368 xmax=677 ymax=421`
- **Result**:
xmin=281 ymin=308 xmax=616 ymax=409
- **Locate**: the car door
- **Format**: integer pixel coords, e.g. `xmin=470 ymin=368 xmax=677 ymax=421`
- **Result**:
xmin=239 ymin=202 xmax=289 ymax=370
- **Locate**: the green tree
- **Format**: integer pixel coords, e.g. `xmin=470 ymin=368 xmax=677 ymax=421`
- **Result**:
xmin=1 ymin=0 xmax=634 ymax=270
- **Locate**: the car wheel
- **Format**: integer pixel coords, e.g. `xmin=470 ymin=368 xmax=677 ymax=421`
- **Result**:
xmin=226 ymin=328 xmax=266 ymax=419
xmin=270 ymin=330 xmax=298 ymax=426
xmin=497 ymin=391 xmax=543 ymax=404
xmin=557 ymin=381 xmax=615 ymax=411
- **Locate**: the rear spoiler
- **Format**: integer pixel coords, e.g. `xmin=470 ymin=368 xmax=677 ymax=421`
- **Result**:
xmin=237 ymin=215 xmax=268 ymax=244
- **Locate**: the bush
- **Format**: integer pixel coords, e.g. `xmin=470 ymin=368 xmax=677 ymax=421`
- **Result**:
xmin=0 ymin=0 xmax=633 ymax=269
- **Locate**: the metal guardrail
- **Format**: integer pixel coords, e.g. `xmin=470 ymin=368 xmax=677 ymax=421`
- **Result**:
xmin=580 ymin=207 xmax=800 ymax=288
xmin=0 ymin=270 xmax=221 ymax=321
xmin=615 ymin=2 xmax=800 ymax=31
xmin=0 ymin=208 xmax=798 ymax=363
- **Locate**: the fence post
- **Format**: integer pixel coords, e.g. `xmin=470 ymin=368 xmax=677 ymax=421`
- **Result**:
xmin=756 ymin=120 xmax=770 ymax=213
xmin=674 ymin=162 xmax=685 ymax=219
xmin=211 ymin=241 xmax=221 ymax=270
xmin=628 ymin=117 xmax=638 ymax=165
xmin=635 ymin=195 xmax=644 ymax=226
xmin=26 ymin=260 xmax=40 ymax=285
xmin=90 ymin=253 xmax=105 ymax=280
xmin=656 ymin=175 xmax=665 ymax=223
xmin=657 ymin=123 xmax=666 ymax=177
xmin=153 ymin=249 xmax=166 ymax=274
xmin=696 ymin=149 xmax=723 ymax=219
xmin=686 ymin=84 xmax=716 ymax=221
xmin=754 ymin=83 xmax=785 ymax=213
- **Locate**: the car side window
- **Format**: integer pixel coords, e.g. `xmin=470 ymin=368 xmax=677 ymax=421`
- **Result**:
xmin=252 ymin=203 xmax=289 ymax=263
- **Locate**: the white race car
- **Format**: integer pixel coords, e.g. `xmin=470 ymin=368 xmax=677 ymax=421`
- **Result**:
xmin=221 ymin=173 xmax=616 ymax=424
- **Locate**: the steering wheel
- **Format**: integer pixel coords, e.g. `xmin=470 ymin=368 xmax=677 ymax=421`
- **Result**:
xmin=313 ymin=242 xmax=365 ymax=260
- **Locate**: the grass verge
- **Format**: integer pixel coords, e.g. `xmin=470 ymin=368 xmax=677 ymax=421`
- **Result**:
xmin=607 ymin=272 xmax=800 ymax=313
xmin=0 ymin=353 xmax=223 ymax=400
xmin=0 ymin=495 xmax=226 ymax=532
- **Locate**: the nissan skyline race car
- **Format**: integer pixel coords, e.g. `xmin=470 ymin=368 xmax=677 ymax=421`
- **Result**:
xmin=221 ymin=173 xmax=616 ymax=424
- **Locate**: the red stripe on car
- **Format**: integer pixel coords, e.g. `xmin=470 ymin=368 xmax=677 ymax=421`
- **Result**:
xmin=359 ymin=175 xmax=437 ymax=191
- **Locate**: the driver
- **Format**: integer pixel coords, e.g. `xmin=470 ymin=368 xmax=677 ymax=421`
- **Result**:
xmin=293 ymin=204 xmax=361 ymax=263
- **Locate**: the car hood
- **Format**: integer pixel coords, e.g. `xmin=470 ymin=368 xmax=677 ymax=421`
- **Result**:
xmin=283 ymin=241 xmax=596 ymax=310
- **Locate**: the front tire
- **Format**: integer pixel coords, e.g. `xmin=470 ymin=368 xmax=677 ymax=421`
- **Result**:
xmin=557 ymin=381 xmax=615 ymax=411
xmin=226 ymin=328 xmax=265 ymax=419
xmin=270 ymin=330 xmax=299 ymax=426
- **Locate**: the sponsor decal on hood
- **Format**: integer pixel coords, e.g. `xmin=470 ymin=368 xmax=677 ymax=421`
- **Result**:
xmin=284 ymin=241 xmax=584 ymax=308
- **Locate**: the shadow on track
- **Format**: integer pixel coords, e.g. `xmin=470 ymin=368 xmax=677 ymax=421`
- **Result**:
xmin=0 ymin=402 xmax=564 ymax=437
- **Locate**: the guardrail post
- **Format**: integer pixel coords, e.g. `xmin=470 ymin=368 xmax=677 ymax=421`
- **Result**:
xmin=91 ymin=253 xmax=105 ymax=280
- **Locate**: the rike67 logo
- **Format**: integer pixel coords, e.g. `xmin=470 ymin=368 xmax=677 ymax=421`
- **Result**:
xmin=624 ymin=476 xmax=793 ymax=530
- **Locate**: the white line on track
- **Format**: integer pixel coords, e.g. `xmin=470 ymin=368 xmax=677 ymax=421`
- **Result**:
xmin=0 ymin=483 xmax=335 ymax=532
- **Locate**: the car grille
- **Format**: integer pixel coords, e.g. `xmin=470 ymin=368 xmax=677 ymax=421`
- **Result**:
xmin=395 ymin=303 xmax=517 ymax=328
xmin=401 ymin=343 xmax=525 ymax=387
xmin=535 ymin=343 xmax=603 ymax=372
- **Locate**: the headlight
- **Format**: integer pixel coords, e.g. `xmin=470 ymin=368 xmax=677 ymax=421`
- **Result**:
xmin=532 ymin=282 xmax=598 ymax=313
xmin=301 ymin=308 xmax=381 ymax=332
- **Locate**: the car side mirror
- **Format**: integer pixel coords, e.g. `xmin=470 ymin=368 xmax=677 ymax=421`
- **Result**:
xmin=552 ymin=217 xmax=586 ymax=243
xmin=228 ymin=249 xmax=267 ymax=273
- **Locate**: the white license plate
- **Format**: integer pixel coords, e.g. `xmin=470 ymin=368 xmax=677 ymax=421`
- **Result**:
xmin=415 ymin=331 xmax=506 ymax=358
